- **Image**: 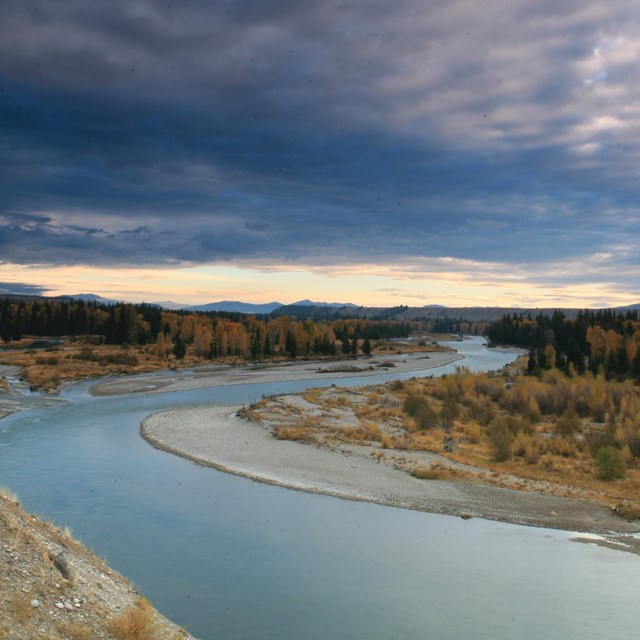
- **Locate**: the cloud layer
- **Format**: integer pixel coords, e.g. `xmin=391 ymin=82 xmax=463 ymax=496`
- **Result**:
xmin=1 ymin=1 xmax=640 ymax=299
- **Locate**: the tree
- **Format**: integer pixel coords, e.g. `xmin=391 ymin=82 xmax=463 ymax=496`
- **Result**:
xmin=362 ymin=338 xmax=372 ymax=355
xmin=173 ymin=337 xmax=187 ymax=360
xmin=263 ymin=333 xmax=272 ymax=357
xmin=156 ymin=332 xmax=167 ymax=358
xmin=595 ymin=446 xmax=627 ymax=480
xmin=526 ymin=350 xmax=538 ymax=374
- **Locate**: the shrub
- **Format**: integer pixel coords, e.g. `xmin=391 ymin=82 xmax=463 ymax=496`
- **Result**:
xmin=410 ymin=466 xmax=442 ymax=480
xmin=440 ymin=397 xmax=460 ymax=430
xmin=584 ymin=423 xmax=616 ymax=455
xmin=623 ymin=425 xmax=640 ymax=459
xmin=403 ymin=394 xmax=425 ymax=416
xmin=106 ymin=598 xmax=160 ymax=640
xmin=555 ymin=409 xmax=580 ymax=437
xmin=414 ymin=401 xmax=437 ymax=430
xmin=464 ymin=421 xmax=482 ymax=444
xmin=595 ymin=446 xmax=627 ymax=480
xmin=488 ymin=417 xmax=512 ymax=461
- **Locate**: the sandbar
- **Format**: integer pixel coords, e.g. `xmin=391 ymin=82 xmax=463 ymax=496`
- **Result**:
xmin=141 ymin=404 xmax=640 ymax=554
xmin=92 ymin=350 xmax=463 ymax=396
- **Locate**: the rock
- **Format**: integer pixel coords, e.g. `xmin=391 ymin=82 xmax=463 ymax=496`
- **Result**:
xmin=55 ymin=602 xmax=64 ymax=609
xmin=53 ymin=552 xmax=74 ymax=581
xmin=30 ymin=599 xmax=40 ymax=608
xmin=65 ymin=602 xmax=74 ymax=611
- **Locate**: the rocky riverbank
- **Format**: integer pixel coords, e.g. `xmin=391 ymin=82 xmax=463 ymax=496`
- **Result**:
xmin=0 ymin=490 xmax=196 ymax=639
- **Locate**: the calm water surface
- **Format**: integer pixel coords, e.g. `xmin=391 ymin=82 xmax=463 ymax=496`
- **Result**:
xmin=0 ymin=338 xmax=637 ymax=639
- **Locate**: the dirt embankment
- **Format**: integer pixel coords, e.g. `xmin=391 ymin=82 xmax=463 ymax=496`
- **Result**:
xmin=0 ymin=490 xmax=196 ymax=640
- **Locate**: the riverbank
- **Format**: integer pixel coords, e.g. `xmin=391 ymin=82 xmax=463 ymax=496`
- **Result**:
xmin=0 ymin=350 xmax=463 ymax=419
xmin=0 ymin=490 xmax=195 ymax=639
xmin=141 ymin=404 xmax=640 ymax=555
xmin=91 ymin=349 xmax=464 ymax=396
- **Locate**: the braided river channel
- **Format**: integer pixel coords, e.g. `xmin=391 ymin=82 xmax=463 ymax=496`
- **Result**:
xmin=1 ymin=337 xmax=638 ymax=639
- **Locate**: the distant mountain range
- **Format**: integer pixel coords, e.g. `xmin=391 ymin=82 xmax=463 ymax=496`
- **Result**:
xmin=185 ymin=299 xmax=359 ymax=313
xmin=185 ymin=301 xmax=284 ymax=314
xmin=10 ymin=293 xmax=640 ymax=322
xmin=54 ymin=295 xmax=358 ymax=315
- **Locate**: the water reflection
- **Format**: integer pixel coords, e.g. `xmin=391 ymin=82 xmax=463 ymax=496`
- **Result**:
xmin=0 ymin=338 xmax=637 ymax=639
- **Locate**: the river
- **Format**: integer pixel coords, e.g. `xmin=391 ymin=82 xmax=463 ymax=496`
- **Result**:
xmin=0 ymin=338 xmax=638 ymax=639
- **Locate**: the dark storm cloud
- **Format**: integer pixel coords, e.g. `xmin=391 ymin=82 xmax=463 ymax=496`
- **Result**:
xmin=0 ymin=281 xmax=47 ymax=296
xmin=1 ymin=0 xmax=640 ymax=278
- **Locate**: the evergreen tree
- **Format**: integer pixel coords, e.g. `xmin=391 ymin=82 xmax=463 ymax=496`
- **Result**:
xmin=173 ymin=337 xmax=187 ymax=360
xmin=263 ymin=333 xmax=272 ymax=357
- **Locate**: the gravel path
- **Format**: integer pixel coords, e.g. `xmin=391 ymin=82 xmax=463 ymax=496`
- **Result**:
xmin=141 ymin=405 xmax=640 ymax=554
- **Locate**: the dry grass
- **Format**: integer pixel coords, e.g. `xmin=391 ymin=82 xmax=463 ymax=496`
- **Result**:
xmin=273 ymin=427 xmax=318 ymax=444
xmin=106 ymin=597 xmax=161 ymax=640
xmin=10 ymin=526 xmax=28 ymax=551
xmin=410 ymin=467 xmax=443 ymax=480
xmin=1 ymin=332 xmax=452 ymax=393
xmin=0 ymin=486 xmax=19 ymax=504
xmin=252 ymin=363 xmax=640 ymax=517
xmin=56 ymin=621 xmax=92 ymax=640
xmin=10 ymin=592 xmax=36 ymax=625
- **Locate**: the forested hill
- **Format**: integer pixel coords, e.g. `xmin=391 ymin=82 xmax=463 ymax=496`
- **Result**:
xmin=0 ymin=297 xmax=415 ymax=360
xmin=487 ymin=309 xmax=640 ymax=379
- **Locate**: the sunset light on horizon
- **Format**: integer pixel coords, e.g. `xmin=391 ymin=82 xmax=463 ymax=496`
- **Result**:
xmin=2 ymin=2 xmax=640 ymax=309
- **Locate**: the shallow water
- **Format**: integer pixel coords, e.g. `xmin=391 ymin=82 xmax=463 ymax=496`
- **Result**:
xmin=0 ymin=338 xmax=638 ymax=639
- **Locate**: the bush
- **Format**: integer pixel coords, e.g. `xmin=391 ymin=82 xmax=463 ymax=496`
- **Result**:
xmin=488 ymin=417 xmax=512 ymax=461
xmin=440 ymin=397 xmax=460 ymax=430
xmin=414 ymin=401 xmax=437 ymax=430
xmin=403 ymin=394 xmax=425 ymax=416
xmin=555 ymin=409 xmax=580 ymax=437
xmin=106 ymin=598 xmax=160 ymax=640
xmin=464 ymin=421 xmax=482 ymax=444
xmin=595 ymin=446 xmax=627 ymax=480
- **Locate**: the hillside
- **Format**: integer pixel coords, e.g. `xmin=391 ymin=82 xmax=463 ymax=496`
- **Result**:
xmin=0 ymin=490 xmax=195 ymax=639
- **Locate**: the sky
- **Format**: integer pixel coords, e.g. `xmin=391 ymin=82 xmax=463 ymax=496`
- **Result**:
xmin=1 ymin=0 xmax=640 ymax=308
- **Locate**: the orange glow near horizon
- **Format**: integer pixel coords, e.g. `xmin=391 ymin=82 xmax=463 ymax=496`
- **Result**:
xmin=0 ymin=260 xmax=637 ymax=309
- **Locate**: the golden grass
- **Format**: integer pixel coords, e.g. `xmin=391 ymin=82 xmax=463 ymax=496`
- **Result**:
xmin=0 ymin=487 xmax=20 ymax=505
xmin=10 ymin=526 xmax=28 ymax=551
xmin=410 ymin=467 xmax=443 ymax=480
xmin=106 ymin=598 xmax=161 ymax=640
xmin=57 ymin=622 xmax=92 ymax=640
xmin=10 ymin=592 xmax=36 ymax=625
xmin=254 ymin=363 xmax=640 ymax=515
xmin=273 ymin=427 xmax=317 ymax=443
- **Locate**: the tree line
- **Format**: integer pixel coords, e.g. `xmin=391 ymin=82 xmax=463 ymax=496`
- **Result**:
xmin=487 ymin=309 xmax=640 ymax=379
xmin=0 ymin=298 xmax=415 ymax=360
